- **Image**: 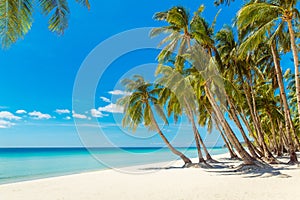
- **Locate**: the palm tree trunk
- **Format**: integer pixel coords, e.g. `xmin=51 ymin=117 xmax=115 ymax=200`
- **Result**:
xmin=225 ymin=94 xmax=259 ymax=158
xmin=277 ymin=119 xmax=284 ymax=156
xmin=239 ymin=110 xmax=264 ymax=157
xmin=213 ymin=115 xmax=238 ymax=159
xmin=205 ymin=84 xmax=254 ymax=165
xmin=183 ymin=98 xmax=206 ymax=163
xmin=270 ymin=43 xmax=298 ymax=163
xmin=271 ymin=43 xmax=300 ymax=148
xmin=149 ymin=107 xmax=192 ymax=165
xmin=287 ymin=20 xmax=300 ymax=123
xmin=266 ymin=111 xmax=279 ymax=154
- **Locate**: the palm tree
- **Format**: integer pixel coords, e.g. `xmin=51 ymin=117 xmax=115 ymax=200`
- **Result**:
xmin=237 ymin=0 xmax=300 ymax=129
xmin=0 ymin=0 xmax=90 ymax=48
xmin=189 ymin=43 xmax=255 ymax=165
xmin=151 ymin=6 xmax=191 ymax=68
xmin=155 ymin=64 xmax=214 ymax=165
xmin=152 ymin=6 xmax=216 ymax=163
xmin=117 ymin=75 xmax=192 ymax=166
xmin=152 ymin=5 xmax=256 ymax=165
xmin=237 ymin=1 xmax=300 ymax=163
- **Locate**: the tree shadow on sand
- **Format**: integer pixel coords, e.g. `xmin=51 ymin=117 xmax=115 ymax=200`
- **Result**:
xmin=205 ymin=158 xmax=300 ymax=178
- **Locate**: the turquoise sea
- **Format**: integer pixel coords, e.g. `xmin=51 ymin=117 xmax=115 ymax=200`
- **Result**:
xmin=0 ymin=147 xmax=227 ymax=184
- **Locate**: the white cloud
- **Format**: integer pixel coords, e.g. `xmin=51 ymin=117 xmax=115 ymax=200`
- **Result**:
xmin=100 ymin=97 xmax=111 ymax=103
xmin=0 ymin=111 xmax=21 ymax=120
xmin=108 ymin=90 xmax=131 ymax=96
xmin=64 ymin=116 xmax=71 ymax=120
xmin=91 ymin=109 xmax=105 ymax=118
xmin=98 ymin=103 xmax=124 ymax=113
xmin=0 ymin=120 xmax=15 ymax=128
xmin=72 ymin=112 xmax=88 ymax=119
xmin=55 ymin=109 xmax=71 ymax=114
xmin=29 ymin=111 xmax=52 ymax=120
xmin=16 ymin=110 xmax=27 ymax=114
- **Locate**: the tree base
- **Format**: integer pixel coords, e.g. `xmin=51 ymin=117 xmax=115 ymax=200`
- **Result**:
xmin=261 ymin=156 xmax=282 ymax=164
xmin=183 ymin=162 xmax=213 ymax=169
xmin=206 ymin=158 xmax=219 ymax=163
xmin=233 ymin=160 xmax=270 ymax=173
xmin=287 ymin=152 xmax=299 ymax=165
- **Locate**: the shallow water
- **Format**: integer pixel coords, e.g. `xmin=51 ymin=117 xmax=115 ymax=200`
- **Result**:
xmin=0 ymin=147 xmax=227 ymax=184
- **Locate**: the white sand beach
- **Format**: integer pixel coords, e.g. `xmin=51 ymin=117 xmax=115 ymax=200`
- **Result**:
xmin=0 ymin=153 xmax=299 ymax=200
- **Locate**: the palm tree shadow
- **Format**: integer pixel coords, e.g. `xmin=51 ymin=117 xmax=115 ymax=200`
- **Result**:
xmin=139 ymin=166 xmax=185 ymax=171
xmin=207 ymin=165 xmax=293 ymax=178
xmin=139 ymin=161 xmax=230 ymax=171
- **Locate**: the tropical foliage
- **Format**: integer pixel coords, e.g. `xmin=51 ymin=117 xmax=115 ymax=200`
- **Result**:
xmin=119 ymin=1 xmax=300 ymax=167
xmin=0 ymin=0 xmax=90 ymax=48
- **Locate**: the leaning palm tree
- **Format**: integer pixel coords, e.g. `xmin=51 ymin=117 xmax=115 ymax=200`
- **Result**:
xmin=237 ymin=0 xmax=300 ymax=163
xmin=152 ymin=5 xmax=256 ymax=165
xmin=237 ymin=0 xmax=300 ymax=127
xmin=117 ymin=75 xmax=192 ymax=166
xmin=155 ymin=64 xmax=214 ymax=165
xmin=0 ymin=0 xmax=90 ymax=48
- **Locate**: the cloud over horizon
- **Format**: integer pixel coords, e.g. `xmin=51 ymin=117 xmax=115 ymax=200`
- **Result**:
xmin=108 ymin=90 xmax=131 ymax=96
xmin=72 ymin=111 xmax=88 ymax=119
xmin=29 ymin=111 xmax=52 ymax=120
xmin=0 ymin=111 xmax=22 ymax=120
xmin=100 ymin=97 xmax=111 ymax=103
xmin=0 ymin=120 xmax=15 ymax=128
xmin=98 ymin=103 xmax=124 ymax=114
xmin=16 ymin=110 xmax=27 ymax=114
xmin=55 ymin=109 xmax=71 ymax=114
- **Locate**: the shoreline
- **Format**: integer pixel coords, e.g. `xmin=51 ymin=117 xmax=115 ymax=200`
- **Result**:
xmin=1 ymin=153 xmax=300 ymax=200
xmin=0 ymin=147 xmax=227 ymax=185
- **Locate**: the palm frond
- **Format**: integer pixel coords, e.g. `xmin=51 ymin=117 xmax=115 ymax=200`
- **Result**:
xmin=0 ymin=0 xmax=33 ymax=48
xmin=74 ymin=0 xmax=90 ymax=9
xmin=38 ymin=0 xmax=70 ymax=34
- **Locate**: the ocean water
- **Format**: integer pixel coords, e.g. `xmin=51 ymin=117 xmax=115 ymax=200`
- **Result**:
xmin=0 ymin=147 xmax=227 ymax=184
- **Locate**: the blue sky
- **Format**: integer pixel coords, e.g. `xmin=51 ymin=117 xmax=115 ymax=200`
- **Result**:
xmin=0 ymin=0 xmax=260 ymax=147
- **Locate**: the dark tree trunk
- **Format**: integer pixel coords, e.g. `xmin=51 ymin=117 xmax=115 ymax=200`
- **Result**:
xmin=270 ymin=43 xmax=298 ymax=163
xmin=226 ymin=94 xmax=259 ymax=158
xmin=149 ymin=107 xmax=192 ymax=165
xmin=184 ymin=98 xmax=206 ymax=163
xmin=214 ymin=117 xmax=238 ymax=159
xmin=205 ymin=84 xmax=254 ymax=165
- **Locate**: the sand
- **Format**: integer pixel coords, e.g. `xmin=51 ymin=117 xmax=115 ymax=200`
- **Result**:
xmin=0 ymin=153 xmax=299 ymax=200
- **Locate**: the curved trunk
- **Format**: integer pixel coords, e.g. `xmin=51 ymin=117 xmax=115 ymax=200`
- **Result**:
xmin=243 ymin=84 xmax=263 ymax=148
xmin=266 ymin=111 xmax=279 ymax=154
xmin=225 ymin=94 xmax=259 ymax=158
xmin=249 ymin=81 xmax=274 ymax=159
xmin=214 ymin=116 xmax=238 ymax=158
xmin=149 ymin=106 xmax=192 ymax=164
xmin=277 ymin=119 xmax=284 ymax=156
xmin=183 ymin=98 xmax=205 ymax=163
xmin=205 ymin=84 xmax=254 ymax=165
xmin=287 ymin=20 xmax=300 ymax=124
xmin=243 ymin=82 xmax=274 ymax=159
xmin=197 ymin=132 xmax=213 ymax=160
xmin=239 ymin=110 xmax=264 ymax=157
xmin=270 ymin=43 xmax=298 ymax=163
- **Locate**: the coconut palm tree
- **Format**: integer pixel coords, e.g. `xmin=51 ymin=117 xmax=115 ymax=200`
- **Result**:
xmin=155 ymin=64 xmax=214 ymax=165
xmin=0 ymin=0 xmax=90 ymax=48
xmin=117 ymin=75 xmax=192 ymax=165
xmin=237 ymin=0 xmax=300 ymax=163
xmin=152 ymin=6 xmax=216 ymax=163
xmin=237 ymin=0 xmax=300 ymax=129
xmin=151 ymin=6 xmax=191 ymax=68
xmin=152 ymin=5 xmax=256 ymax=165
